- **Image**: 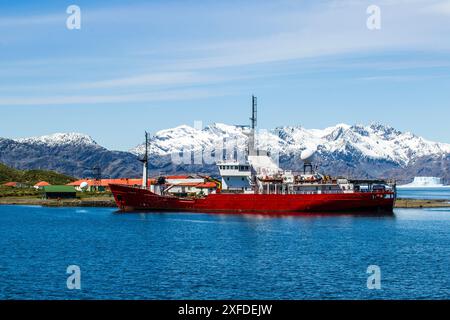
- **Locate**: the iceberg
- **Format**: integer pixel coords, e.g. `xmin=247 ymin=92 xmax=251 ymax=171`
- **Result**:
xmin=398 ymin=177 xmax=448 ymax=188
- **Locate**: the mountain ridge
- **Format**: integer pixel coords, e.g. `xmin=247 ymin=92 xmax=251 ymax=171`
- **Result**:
xmin=1 ymin=122 xmax=449 ymax=184
xmin=131 ymin=122 xmax=450 ymax=166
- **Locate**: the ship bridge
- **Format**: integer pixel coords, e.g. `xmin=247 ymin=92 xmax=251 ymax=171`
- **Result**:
xmin=217 ymin=161 xmax=253 ymax=193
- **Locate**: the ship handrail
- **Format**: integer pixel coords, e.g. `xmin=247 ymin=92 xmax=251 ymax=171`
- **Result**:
xmin=257 ymin=190 xmax=395 ymax=195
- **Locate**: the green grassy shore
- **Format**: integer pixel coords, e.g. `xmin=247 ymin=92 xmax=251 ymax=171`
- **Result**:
xmin=1 ymin=162 xmax=116 ymax=207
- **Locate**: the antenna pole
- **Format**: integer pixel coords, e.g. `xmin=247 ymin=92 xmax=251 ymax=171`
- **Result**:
xmin=93 ymin=166 xmax=101 ymax=189
xmin=141 ymin=131 xmax=149 ymax=189
xmin=251 ymin=95 xmax=257 ymax=129
xmin=248 ymin=95 xmax=257 ymax=155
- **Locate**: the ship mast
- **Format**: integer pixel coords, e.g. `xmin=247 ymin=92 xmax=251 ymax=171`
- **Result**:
xmin=140 ymin=131 xmax=149 ymax=189
xmin=248 ymin=95 xmax=257 ymax=156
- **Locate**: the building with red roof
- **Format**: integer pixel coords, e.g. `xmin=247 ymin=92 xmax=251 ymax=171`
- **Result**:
xmin=66 ymin=175 xmax=217 ymax=195
xmin=3 ymin=182 xmax=19 ymax=187
xmin=67 ymin=178 xmax=156 ymax=192
xmin=2 ymin=181 xmax=28 ymax=188
xmin=34 ymin=181 xmax=50 ymax=189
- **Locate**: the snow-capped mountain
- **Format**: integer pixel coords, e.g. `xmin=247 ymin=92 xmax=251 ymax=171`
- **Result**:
xmin=127 ymin=122 xmax=450 ymax=184
xmin=1 ymin=123 xmax=449 ymax=183
xmin=131 ymin=122 xmax=450 ymax=166
xmin=16 ymin=133 xmax=100 ymax=148
xmin=131 ymin=123 xmax=248 ymax=156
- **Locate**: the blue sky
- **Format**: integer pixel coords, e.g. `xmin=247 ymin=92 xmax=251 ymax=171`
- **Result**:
xmin=1 ymin=0 xmax=450 ymax=150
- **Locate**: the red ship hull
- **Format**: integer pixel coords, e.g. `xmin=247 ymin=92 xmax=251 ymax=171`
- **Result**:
xmin=109 ymin=184 xmax=395 ymax=215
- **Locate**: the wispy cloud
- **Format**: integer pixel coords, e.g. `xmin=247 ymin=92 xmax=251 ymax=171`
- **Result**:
xmin=0 ymin=88 xmax=233 ymax=106
xmin=0 ymin=70 xmax=252 ymax=94
xmin=358 ymin=74 xmax=449 ymax=82
xmin=81 ymin=72 xmax=228 ymax=89
xmin=0 ymin=13 xmax=63 ymax=27
xmin=423 ymin=0 xmax=450 ymax=15
xmin=133 ymin=0 xmax=450 ymax=72
xmin=2 ymin=0 xmax=450 ymax=106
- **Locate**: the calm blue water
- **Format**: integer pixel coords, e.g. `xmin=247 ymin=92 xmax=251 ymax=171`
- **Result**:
xmin=1 ymin=205 xmax=450 ymax=300
xmin=397 ymin=188 xmax=450 ymax=200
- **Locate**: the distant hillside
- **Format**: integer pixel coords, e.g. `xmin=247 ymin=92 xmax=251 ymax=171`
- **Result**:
xmin=0 ymin=163 xmax=20 ymax=183
xmin=0 ymin=134 xmax=141 ymax=178
xmin=0 ymin=162 xmax=76 ymax=185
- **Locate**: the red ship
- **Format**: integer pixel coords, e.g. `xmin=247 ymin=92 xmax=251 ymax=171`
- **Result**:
xmin=110 ymin=96 xmax=396 ymax=214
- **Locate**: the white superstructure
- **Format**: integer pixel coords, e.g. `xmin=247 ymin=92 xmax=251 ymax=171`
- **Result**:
xmin=214 ymin=96 xmax=396 ymax=196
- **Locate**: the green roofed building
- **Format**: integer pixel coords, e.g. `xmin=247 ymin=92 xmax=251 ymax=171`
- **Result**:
xmin=42 ymin=185 xmax=77 ymax=199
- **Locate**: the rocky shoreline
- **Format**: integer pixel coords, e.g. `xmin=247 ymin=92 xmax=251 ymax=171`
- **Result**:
xmin=394 ymin=199 xmax=450 ymax=208
xmin=0 ymin=196 xmax=117 ymax=207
